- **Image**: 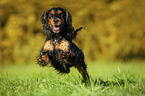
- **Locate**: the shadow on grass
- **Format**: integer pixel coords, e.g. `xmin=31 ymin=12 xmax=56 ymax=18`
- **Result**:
xmin=92 ymin=76 xmax=136 ymax=87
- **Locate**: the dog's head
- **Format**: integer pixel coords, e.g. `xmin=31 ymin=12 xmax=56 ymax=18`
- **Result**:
xmin=41 ymin=7 xmax=72 ymax=34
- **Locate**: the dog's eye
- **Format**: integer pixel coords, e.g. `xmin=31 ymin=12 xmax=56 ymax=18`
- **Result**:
xmin=48 ymin=14 xmax=53 ymax=18
xmin=59 ymin=13 xmax=64 ymax=17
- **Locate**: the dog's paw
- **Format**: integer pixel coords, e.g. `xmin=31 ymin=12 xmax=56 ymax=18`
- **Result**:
xmin=37 ymin=55 xmax=49 ymax=67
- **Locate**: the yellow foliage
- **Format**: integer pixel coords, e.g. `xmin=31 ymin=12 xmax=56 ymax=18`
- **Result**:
xmin=0 ymin=0 xmax=145 ymax=64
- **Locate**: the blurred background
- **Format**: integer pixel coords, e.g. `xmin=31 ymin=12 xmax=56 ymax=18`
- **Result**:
xmin=0 ymin=0 xmax=145 ymax=65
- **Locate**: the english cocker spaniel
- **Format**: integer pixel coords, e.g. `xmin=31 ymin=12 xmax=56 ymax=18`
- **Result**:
xmin=37 ymin=7 xmax=89 ymax=82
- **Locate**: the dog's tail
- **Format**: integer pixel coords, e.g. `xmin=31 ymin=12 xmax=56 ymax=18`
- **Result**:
xmin=74 ymin=27 xmax=84 ymax=33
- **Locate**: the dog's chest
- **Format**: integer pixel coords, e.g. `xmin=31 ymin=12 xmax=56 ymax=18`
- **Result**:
xmin=44 ymin=39 xmax=69 ymax=52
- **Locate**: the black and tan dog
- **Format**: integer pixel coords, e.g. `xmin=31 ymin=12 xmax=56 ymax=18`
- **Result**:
xmin=37 ymin=7 xmax=89 ymax=82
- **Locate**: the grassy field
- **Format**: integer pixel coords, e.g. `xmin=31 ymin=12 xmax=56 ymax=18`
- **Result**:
xmin=0 ymin=60 xmax=145 ymax=96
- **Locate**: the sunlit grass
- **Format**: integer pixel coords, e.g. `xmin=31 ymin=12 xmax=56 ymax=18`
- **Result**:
xmin=0 ymin=61 xmax=145 ymax=96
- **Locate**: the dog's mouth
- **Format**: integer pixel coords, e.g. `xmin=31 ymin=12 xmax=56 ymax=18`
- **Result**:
xmin=52 ymin=25 xmax=61 ymax=33
xmin=53 ymin=26 xmax=60 ymax=31
xmin=49 ymin=19 xmax=63 ymax=33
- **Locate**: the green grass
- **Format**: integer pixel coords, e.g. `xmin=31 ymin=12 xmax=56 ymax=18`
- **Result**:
xmin=0 ymin=61 xmax=145 ymax=96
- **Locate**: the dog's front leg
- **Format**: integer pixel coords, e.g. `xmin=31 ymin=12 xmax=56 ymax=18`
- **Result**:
xmin=37 ymin=39 xmax=54 ymax=66
xmin=37 ymin=49 xmax=50 ymax=67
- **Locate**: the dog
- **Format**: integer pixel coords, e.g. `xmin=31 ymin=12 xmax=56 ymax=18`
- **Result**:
xmin=37 ymin=7 xmax=89 ymax=82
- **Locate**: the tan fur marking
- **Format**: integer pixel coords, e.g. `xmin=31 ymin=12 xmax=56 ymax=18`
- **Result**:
xmin=50 ymin=10 xmax=55 ymax=14
xmin=58 ymin=10 xmax=62 ymax=14
xmin=44 ymin=40 xmax=54 ymax=51
xmin=48 ymin=18 xmax=54 ymax=26
xmin=42 ymin=54 xmax=49 ymax=63
xmin=56 ymin=40 xmax=69 ymax=51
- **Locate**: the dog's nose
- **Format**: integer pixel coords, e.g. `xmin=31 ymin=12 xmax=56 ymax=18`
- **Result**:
xmin=53 ymin=19 xmax=59 ymax=23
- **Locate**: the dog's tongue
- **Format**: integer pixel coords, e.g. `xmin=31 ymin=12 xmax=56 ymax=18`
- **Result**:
xmin=54 ymin=27 xmax=59 ymax=30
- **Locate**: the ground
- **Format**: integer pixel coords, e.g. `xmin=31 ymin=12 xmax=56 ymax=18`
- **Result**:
xmin=0 ymin=60 xmax=145 ymax=96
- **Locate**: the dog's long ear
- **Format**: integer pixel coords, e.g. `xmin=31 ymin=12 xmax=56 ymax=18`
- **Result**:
xmin=41 ymin=11 xmax=48 ymax=27
xmin=41 ymin=10 xmax=52 ymax=36
xmin=65 ymin=9 xmax=72 ymax=25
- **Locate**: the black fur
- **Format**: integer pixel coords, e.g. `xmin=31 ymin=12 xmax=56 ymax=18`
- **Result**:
xmin=37 ymin=7 xmax=89 ymax=81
